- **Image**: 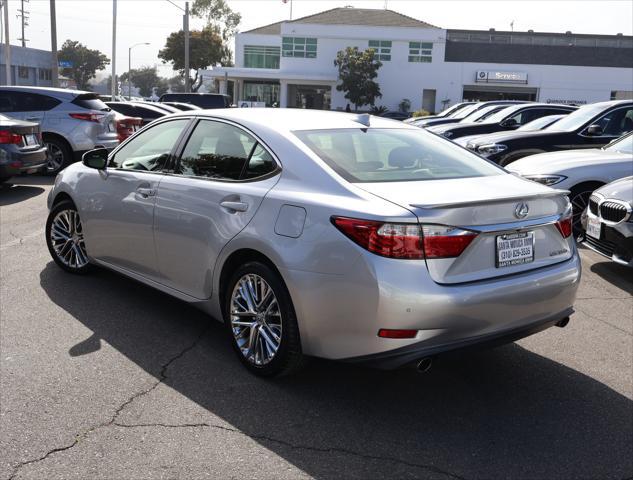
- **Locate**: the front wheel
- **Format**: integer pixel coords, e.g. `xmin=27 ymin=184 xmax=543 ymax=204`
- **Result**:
xmin=225 ymin=261 xmax=305 ymax=377
xmin=569 ymin=183 xmax=602 ymax=238
xmin=45 ymin=200 xmax=92 ymax=274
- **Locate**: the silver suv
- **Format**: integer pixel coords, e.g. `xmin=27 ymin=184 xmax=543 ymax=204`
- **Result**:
xmin=0 ymin=86 xmax=119 ymax=173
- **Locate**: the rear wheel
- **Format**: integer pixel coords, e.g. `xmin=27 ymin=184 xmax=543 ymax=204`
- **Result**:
xmin=45 ymin=200 xmax=91 ymax=274
xmin=225 ymin=261 xmax=305 ymax=377
xmin=44 ymin=137 xmax=72 ymax=175
xmin=569 ymin=182 xmax=603 ymax=238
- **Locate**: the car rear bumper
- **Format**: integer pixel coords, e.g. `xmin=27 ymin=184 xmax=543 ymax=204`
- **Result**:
xmin=284 ymin=251 xmax=581 ymax=365
xmin=0 ymin=146 xmax=48 ymax=177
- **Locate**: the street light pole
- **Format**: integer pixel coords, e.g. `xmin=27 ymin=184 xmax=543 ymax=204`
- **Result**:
xmin=128 ymin=42 xmax=149 ymax=100
xmin=2 ymin=0 xmax=10 ymax=85
xmin=50 ymin=0 xmax=58 ymax=87
xmin=184 ymin=1 xmax=190 ymax=93
xmin=111 ymin=0 xmax=117 ymax=98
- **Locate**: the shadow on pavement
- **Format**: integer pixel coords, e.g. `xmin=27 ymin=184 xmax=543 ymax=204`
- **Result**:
xmin=39 ymin=263 xmax=633 ymax=480
xmin=590 ymin=260 xmax=633 ymax=296
xmin=0 ymin=183 xmax=45 ymax=206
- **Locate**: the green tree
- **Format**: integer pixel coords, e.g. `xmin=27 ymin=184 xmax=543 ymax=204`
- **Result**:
xmin=191 ymin=0 xmax=241 ymax=41
xmin=167 ymin=75 xmax=185 ymax=93
xmin=334 ymin=47 xmax=383 ymax=110
xmin=58 ymin=40 xmax=110 ymax=90
xmin=121 ymin=66 xmax=160 ymax=98
xmin=158 ymin=26 xmax=226 ymax=91
xmin=155 ymin=78 xmax=170 ymax=97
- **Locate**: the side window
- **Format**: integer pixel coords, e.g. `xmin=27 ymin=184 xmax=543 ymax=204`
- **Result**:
xmin=177 ymin=120 xmax=256 ymax=180
xmin=13 ymin=92 xmax=61 ymax=111
xmin=594 ymin=107 xmax=633 ymax=136
xmin=243 ymin=144 xmax=276 ymax=179
xmin=109 ymin=119 xmax=189 ymax=171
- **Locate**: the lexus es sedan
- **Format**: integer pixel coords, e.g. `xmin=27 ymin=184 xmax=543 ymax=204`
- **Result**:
xmin=581 ymin=176 xmax=633 ymax=266
xmin=45 ymin=109 xmax=580 ymax=376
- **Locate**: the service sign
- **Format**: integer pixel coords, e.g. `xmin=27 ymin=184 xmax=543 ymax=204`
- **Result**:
xmin=476 ymin=70 xmax=528 ymax=84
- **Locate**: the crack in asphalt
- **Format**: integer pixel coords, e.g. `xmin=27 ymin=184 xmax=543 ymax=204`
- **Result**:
xmin=111 ymin=421 xmax=466 ymax=480
xmin=6 ymin=328 xmax=209 ymax=480
xmin=575 ymin=305 xmax=633 ymax=337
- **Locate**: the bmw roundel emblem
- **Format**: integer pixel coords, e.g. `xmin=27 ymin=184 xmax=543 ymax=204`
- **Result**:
xmin=514 ymin=202 xmax=529 ymax=219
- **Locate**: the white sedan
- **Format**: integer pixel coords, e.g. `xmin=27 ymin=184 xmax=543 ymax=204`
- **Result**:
xmin=507 ymin=132 xmax=633 ymax=235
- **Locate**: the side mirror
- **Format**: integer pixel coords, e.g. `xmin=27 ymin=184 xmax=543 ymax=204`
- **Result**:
xmin=501 ymin=118 xmax=518 ymax=128
xmin=82 ymin=148 xmax=108 ymax=170
xmin=585 ymin=124 xmax=604 ymax=136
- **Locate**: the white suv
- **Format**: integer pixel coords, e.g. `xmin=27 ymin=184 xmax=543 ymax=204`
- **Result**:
xmin=0 ymin=86 xmax=119 ymax=173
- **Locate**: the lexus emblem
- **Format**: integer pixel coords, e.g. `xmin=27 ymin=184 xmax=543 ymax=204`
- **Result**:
xmin=514 ymin=202 xmax=529 ymax=219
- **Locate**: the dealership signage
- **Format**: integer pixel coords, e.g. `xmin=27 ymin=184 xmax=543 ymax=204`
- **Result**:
xmin=476 ymin=70 xmax=528 ymax=84
xmin=546 ymin=98 xmax=588 ymax=105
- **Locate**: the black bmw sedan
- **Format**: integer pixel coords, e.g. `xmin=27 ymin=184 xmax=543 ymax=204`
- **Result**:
xmin=465 ymin=100 xmax=633 ymax=166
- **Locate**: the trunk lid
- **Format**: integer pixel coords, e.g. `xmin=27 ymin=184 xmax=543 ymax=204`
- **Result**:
xmin=357 ymin=173 xmax=574 ymax=284
xmin=0 ymin=118 xmax=41 ymax=148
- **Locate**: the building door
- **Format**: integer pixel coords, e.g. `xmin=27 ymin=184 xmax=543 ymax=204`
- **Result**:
xmin=422 ymin=89 xmax=437 ymax=113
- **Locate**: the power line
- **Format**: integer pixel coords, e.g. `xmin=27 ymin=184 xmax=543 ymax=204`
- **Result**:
xmin=165 ymin=0 xmax=185 ymax=12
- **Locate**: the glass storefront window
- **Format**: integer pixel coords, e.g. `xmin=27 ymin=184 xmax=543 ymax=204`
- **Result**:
xmin=243 ymin=82 xmax=280 ymax=107
xmin=244 ymin=46 xmax=280 ymax=69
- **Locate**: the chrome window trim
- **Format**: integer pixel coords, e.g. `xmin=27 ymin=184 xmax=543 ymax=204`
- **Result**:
xmin=168 ymin=116 xmax=283 ymax=184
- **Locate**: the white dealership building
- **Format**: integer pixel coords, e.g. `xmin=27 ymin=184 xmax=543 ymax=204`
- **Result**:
xmin=200 ymin=7 xmax=633 ymax=113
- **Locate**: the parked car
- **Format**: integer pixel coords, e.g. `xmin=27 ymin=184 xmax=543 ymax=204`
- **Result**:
xmin=0 ymin=86 xmax=119 ymax=174
xmin=465 ymin=100 xmax=633 ymax=166
xmin=45 ymin=109 xmax=579 ymax=376
xmin=110 ymin=112 xmax=143 ymax=143
xmin=411 ymin=100 xmax=528 ymax=128
xmin=581 ymin=176 xmax=633 ymax=266
xmin=99 ymin=95 xmax=127 ymax=102
xmin=133 ymin=101 xmax=181 ymax=114
xmin=0 ymin=113 xmax=48 ymax=183
xmin=429 ymin=103 xmax=576 ymax=140
xmin=508 ymin=132 xmax=633 ymax=235
xmin=106 ymin=102 xmax=167 ymax=126
xmin=379 ymin=111 xmax=411 ymax=121
xmin=161 ymin=101 xmax=202 ymax=111
xmin=454 ymin=114 xmax=568 ymax=147
xmin=158 ymin=93 xmax=231 ymax=109
xmin=403 ymin=102 xmax=475 ymax=124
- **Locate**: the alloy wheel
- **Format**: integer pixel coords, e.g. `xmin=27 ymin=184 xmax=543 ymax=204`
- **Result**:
xmin=230 ymin=274 xmax=283 ymax=366
xmin=49 ymin=209 xmax=89 ymax=269
xmin=570 ymin=190 xmax=593 ymax=235
xmin=46 ymin=143 xmax=64 ymax=173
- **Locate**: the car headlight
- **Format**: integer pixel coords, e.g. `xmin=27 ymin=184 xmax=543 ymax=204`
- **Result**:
xmin=477 ymin=143 xmax=507 ymax=156
xmin=521 ymin=174 xmax=568 ymax=186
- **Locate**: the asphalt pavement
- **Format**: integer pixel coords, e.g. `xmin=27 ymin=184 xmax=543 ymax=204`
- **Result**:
xmin=1 ymin=175 xmax=632 ymax=480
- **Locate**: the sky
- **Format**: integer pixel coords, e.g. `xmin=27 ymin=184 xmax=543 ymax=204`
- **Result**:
xmin=2 ymin=0 xmax=632 ymax=79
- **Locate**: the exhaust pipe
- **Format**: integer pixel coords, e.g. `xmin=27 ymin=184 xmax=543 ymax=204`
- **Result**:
xmin=555 ymin=317 xmax=570 ymax=328
xmin=416 ymin=357 xmax=433 ymax=373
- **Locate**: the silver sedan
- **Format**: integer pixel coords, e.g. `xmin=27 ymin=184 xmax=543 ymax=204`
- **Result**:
xmin=45 ymin=109 xmax=581 ymax=376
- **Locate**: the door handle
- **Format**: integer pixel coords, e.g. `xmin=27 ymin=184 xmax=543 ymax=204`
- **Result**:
xmin=220 ymin=200 xmax=249 ymax=212
xmin=136 ymin=187 xmax=156 ymax=198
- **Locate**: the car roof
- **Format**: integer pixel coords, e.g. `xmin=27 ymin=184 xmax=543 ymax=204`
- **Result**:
xmin=169 ymin=108 xmax=418 ymax=131
xmin=0 ymin=86 xmax=90 ymax=99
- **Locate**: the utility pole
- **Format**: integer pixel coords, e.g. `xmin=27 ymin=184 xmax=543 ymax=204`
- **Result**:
xmin=2 ymin=0 xmax=10 ymax=85
xmin=184 ymin=1 xmax=189 ymax=92
xmin=17 ymin=0 xmax=28 ymax=47
xmin=111 ymin=0 xmax=116 ymax=98
xmin=50 ymin=0 xmax=58 ymax=87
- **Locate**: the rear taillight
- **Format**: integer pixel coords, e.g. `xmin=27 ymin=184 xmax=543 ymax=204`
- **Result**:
xmin=331 ymin=217 xmax=477 ymax=260
xmin=378 ymin=329 xmax=417 ymax=339
xmin=555 ymin=213 xmax=573 ymax=238
xmin=332 ymin=217 xmax=424 ymax=259
xmin=421 ymin=225 xmax=478 ymax=259
xmin=0 ymin=130 xmax=22 ymax=144
xmin=69 ymin=113 xmax=104 ymax=122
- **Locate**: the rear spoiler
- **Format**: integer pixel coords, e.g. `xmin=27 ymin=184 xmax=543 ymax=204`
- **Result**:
xmin=410 ymin=189 xmax=570 ymax=209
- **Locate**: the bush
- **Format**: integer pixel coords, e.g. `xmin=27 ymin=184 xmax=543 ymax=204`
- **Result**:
xmin=399 ymin=98 xmax=411 ymax=113
xmin=412 ymin=109 xmax=430 ymax=118
xmin=370 ymin=105 xmax=388 ymax=114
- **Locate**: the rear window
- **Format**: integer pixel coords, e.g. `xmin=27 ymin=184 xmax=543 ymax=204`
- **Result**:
xmin=71 ymin=93 xmax=110 ymax=111
xmin=160 ymin=94 xmax=229 ymax=109
xmin=295 ymin=128 xmax=503 ymax=183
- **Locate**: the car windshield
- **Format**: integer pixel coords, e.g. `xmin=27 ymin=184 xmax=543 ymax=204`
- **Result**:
xmin=450 ymin=103 xmax=481 ymax=119
xmin=605 ymin=133 xmax=633 ymax=153
xmin=479 ymin=105 xmax=523 ymax=124
xmin=517 ymin=114 xmax=564 ymax=131
xmin=545 ymin=103 xmax=608 ymax=132
xmin=462 ymin=105 xmax=504 ymax=123
xmin=294 ymin=128 xmax=503 ymax=183
xmin=439 ymin=103 xmax=469 ymax=117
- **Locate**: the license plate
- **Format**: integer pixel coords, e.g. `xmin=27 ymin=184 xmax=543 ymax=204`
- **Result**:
xmin=586 ymin=215 xmax=601 ymax=239
xmin=24 ymin=134 xmax=38 ymax=146
xmin=496 ymin=231 xmax=534 ymax=268
xmin=107 ymin=121 xmax=115 ymax=132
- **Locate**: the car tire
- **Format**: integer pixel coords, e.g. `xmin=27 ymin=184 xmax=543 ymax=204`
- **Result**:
xmin=44 ymin=137 xmax=72 ymax=175
xmin=569 ymin=182 xmax=603 ymax=238
xmin=45 ymin=199 xmax=92 ymax=274
xmin=225 ymin=261 xmax=305 ymax=377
